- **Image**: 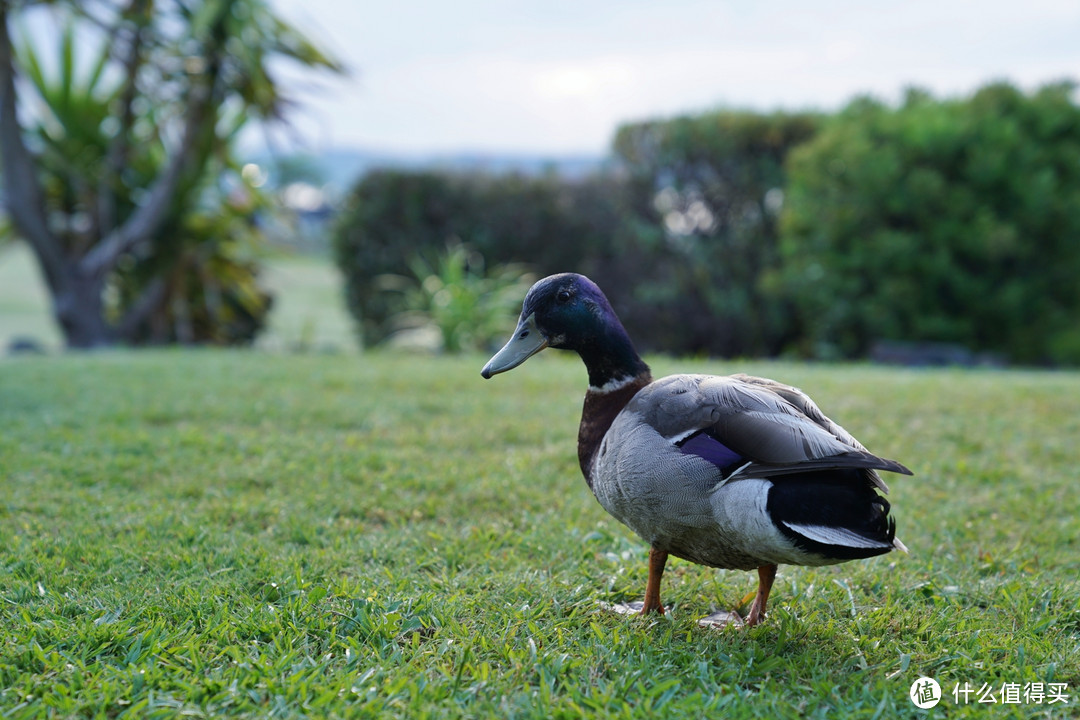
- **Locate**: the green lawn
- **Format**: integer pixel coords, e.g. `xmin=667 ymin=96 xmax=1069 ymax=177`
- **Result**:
xmin=1 ymin=350 xmax=1078 ymax=718
xmin=0 ymin=244 xmax=63 ymax=352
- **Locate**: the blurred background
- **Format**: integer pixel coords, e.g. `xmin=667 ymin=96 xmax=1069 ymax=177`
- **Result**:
xmin=1 ymin=0 xmax=1078 ymax=364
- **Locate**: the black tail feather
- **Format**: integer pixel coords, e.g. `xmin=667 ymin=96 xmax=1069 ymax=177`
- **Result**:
xmin=766 ymin=469 xmax=899 ymax=561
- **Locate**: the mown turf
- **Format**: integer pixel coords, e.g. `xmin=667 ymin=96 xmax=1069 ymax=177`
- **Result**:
xmin=1 ymin=350 xmax=1078 ymax=718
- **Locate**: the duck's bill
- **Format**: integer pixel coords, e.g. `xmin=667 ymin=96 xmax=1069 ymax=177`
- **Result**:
xmin=481 ymin=313 xmax=547 ymax=378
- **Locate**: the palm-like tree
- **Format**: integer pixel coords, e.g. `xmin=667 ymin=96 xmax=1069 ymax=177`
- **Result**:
xmin=0 ymin=0 xmax=343 ymax=347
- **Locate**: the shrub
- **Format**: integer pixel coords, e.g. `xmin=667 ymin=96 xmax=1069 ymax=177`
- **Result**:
xmin=375 ymin=243 xmax=534 ymax=353
xmin=612 ymin=110 xmax=821 ymax=356
xmin=781 ymin=82 xmax=1080 ymax=364
xmin=334 ymin=112 xmax=821 ymax=357
xmin=332 ymin=170 xmax=638 ymax=347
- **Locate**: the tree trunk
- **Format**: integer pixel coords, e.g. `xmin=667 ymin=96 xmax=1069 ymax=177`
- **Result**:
xmin=51 ymin=266 xmax=112 ymax=349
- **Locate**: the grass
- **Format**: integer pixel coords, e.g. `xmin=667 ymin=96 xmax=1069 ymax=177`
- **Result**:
xmin=253 ymin=254 xmax=355 ymax=354
xmin=0 ymin=244 xmax=62 ymax=351
xmin=1 ymin=349 xmax=1078 ymax=718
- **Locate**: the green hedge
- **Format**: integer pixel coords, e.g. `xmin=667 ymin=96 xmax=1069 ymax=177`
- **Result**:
xmin=332 ymin=82 xmax=1080 ymax=364
xmin=781 ymin=82 xmax=1080 ymax=364
xmin=612 ymin=110 xmax=821 ymax=356
xmin=332 ymin=111 xmax=818 ymax=356
xmin=332 ymin=170 xmax=648 ymax=349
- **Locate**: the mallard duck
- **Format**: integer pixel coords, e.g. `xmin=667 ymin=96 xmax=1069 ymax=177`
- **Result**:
xmin=482 ymin=273 xmax=911 ymax=627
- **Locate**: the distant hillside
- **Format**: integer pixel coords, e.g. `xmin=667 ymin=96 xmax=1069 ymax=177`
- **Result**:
xmin=249 ymin=147 xmax=610 ymax=196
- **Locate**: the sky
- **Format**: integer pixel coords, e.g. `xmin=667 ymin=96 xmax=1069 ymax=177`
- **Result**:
xmin=263 ymin=1 xmax=1076 ymax=156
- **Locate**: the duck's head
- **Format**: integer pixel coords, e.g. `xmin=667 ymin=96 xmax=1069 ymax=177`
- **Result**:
xmin=482 ymin=273 xmax=648 ymax=385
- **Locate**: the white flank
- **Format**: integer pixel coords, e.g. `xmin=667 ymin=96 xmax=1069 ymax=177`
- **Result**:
xmin=782 ymin=522 xmax=894 ymax=549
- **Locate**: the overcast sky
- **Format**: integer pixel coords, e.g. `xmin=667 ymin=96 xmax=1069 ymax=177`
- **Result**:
xmin=269 ymin=0 xmax=1080 ymax=156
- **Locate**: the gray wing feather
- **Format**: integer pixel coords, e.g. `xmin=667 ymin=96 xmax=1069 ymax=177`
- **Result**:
xmin=631 ymin=374 xmax=911 ymax=491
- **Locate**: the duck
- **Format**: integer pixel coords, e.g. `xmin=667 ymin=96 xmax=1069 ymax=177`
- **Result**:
xmin=481 ymin=273 xmax=911 ymax=627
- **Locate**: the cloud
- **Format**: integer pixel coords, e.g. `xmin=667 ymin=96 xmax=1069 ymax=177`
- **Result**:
xmin=270 ymin=0 xmax=1080 ymax=154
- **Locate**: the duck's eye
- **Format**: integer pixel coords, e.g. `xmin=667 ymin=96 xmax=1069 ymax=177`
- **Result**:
xmin=556 ymin=289 xmax=572 ymax=303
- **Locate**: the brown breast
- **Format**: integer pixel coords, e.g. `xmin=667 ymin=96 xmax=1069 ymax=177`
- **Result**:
xmin=577 ymin=374 xmax=651 ymax=488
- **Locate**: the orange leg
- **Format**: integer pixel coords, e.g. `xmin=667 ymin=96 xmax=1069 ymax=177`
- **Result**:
xmin=639 ymin=548 xmax=668 ymax=615
xmin=745 ymin=564 xmax=777 ymax=626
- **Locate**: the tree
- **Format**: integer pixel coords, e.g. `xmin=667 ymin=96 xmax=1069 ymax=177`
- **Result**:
xmin=612 ymin=110 xmax=820 ymax=356
xmin=0 ymin=0 xmax=342 ymax=347
xmin=333 ymin=111 xmax=822 ymax=358
xmin=781 ymin=82 xmax=1080 ymax=364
